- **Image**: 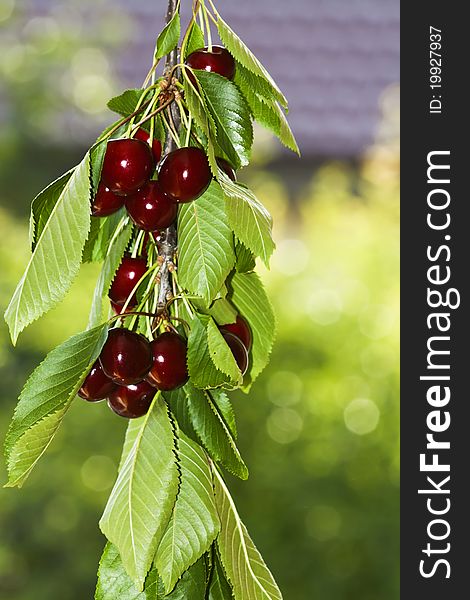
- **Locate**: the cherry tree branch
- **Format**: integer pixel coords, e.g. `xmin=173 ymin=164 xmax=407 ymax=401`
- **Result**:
xmin=158 ymin=0 xmax=181 ymax=312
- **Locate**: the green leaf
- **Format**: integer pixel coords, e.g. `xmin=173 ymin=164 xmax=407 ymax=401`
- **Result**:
xmin=184 ymin=21 xmax=205 ymax=59
xmin=216 ymin=16 xmax=288 ymax=108
xmin=178 ymin=181 xmax=235 ymax=305
xmin=82 ymin=209 xmax=128 ymax=263
xmin=207 ymin=318 xmax=242 ymax=385
xmin=235 ymin=242 xmax=256 ymax=273
xmin=184 ymin=383 xmax=248 ymax=480
xmin=4 ymin=324 xmax=108 ymax=487
xmin=163 ymin=389 xmax=198 ymax=442
xmin=155 ymin=10 xmax=181 ymax=60
xmin=208 ymin=551 xmax=234 ymax=600
xmin=234 ymin=67 xmax=299 ymax=155
xmin=99 ymin=394 xmax=179 ymax=589
xmin=187 ymin=315 xmax=229 ymax=389
xmin=96 ymin=544 xmax=207 ymax=600
xmin=209 ymin=390 xmax=237 ymax=440
xmin=155 ymin=432 xmax=220 ymax=593
xmin=208 ymin=298 xmax=237 ymax=326
xmin=219 ymin=173 xmax=275 ymax=267
xmin=213 ymin=467 xmax=282 ymax=600
xmin=195 ymin=71 xmax=253 ymax=169
xmin=96 ymin=543 xmax=162 ymax=600
xmin=90 ymin=139 xmax=108 ymax=194
xmin=88 ymin=221 xmax=133 ymax=328
xmin=4 ymin=153 xmax=91 ymax=344
xmin=107 ymin=89 xmax=145 ymax=118
xmin=227 ymin=272 xmax=275 ymax=390
xmin=29 ymin=169 xmax=74 ymax=250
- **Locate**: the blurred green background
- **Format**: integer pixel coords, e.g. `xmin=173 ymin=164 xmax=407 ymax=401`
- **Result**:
xmin=0 ymin=1 xmax=399 ymax=598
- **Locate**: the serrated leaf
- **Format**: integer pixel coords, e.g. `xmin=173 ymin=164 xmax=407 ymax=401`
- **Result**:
xmin=233 ymin=62 xmax=281 ymax=106
xmin=4 ymin=153 xmax=91 ymax=344
xmin=234 ymin=67 xmax=299 ymax=155
xmin=187 ymin=315 xmax=229 ymax=389
xmin=29 ymin=169 xmax=74 ymax=250
xmin=88 ymin=221 xmax=133 ymax=328
xmin=4 ymin=324 xmax=108 ymax=487
xmin=209 ymin=551 xmax=234 ymax=600
xmin=163 ymin=388 xmax=198 ymax=442
xmin=178 ymin=181 xmax=235 ymax=305
xmin=219 ymin=173 xmax=274 ymax=267
xmin=195 ymin=71 xmax=252 ymax=169
xmin=155 ymin=432 xmax=219 ymax=593
xmin=235 ymin=242 xmax=256 ymax=273
xmin=155 ymin=10 xmax=181 ymax=60
xmin=206 ymin=319 xmax=242 ymax=385
xmin=216 ymin=16 xmax=287 ymax=109
xmin=184 ymin=21 xmax=205 ymax=59
xmin=82 ymin=209 xmax=128 ymax=263
xmin=107 ymin=89 xmax=145 ymax=118
xmin=96 ymin=544 xmax=207 ymax=600
xmin=227 ymin=272 xmax=275 ymax=390
xmin=90 ymin=138 xmax=108 ymax=194
xmin=213 ymin=467 xmax=282 ymax=600
xmin=209 ymin=390 xmax=237 ymax=440
xmin=184 ymin=383 xmax=248 ymax=480
xmin=99 ymin=394 xmax=179 ymax=589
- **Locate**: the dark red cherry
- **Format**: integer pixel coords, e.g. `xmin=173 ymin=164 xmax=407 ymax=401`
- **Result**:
xmin=220 ymin=315 xmax=252 ymax=350
xmin=222 ymin=331 xmax=249 ymax=375
xmin=78 ymin=360 xmax=116 ymax=402
xmin=108 ymin=380 xmax=156 ymax=419
xmin=110 ymin=300 xmax=135 ymax=315
xmin=101 ymin=138 xmax=154 ymax=196
xmin=186 ymin=46 xmax=236 ymax=80
xmin=135 ymin=128 xmax=162 ymax=163
xmin=99 ymin=329 xmax=152 ymax=385
xmin=109 ymin=256 xmax=148 ymax=307
xmin=158 ymin=147 xmax=211 ymax=203
xmin=146 ymin=331 xmax=189 ymax=391
xmin=126 ymin=181 xmax=177 ymax=231
xmin=216 ymin=157 xmax=237 ymax=182
xmin=92 ymin=182 xmax=126 ymax=217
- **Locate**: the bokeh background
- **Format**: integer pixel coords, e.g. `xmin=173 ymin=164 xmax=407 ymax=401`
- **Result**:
xmin=0 ymin=0 xmax=399 ymax=598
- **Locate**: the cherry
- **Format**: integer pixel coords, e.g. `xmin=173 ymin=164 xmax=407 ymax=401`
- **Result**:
xmin=222 ymin=331 xmax=249 ymax=375
xmin=146 ymin=331 xmax=189 ymax=391
xmin=126 ymin=181 xmax=177 ymax=231
xmin=216 ymin=157 xmax=237 ymax=182
xmin=78 ymin=360 xmax=116 ymax=402
xmin=109 ymin=256 xmax=148 ymax=307
xmin=99 ymin=328 xmax=153 ymax=385
xmin=135 ymin=128 xmax=162 ymax=163
xmin=186 ymin=46 xmax=236 ymax=80
xmin=101 ymin=138 xmax=154 ymax=196
xmin=108 ymin=380 xmax=156 ymax=419
xmin=92 ymin=182 xmax=126 ymax=217
xmin=158 ymin=147 xmax=211 ymax=203
xmin=220 ymin=315 xmax=252 ymax=350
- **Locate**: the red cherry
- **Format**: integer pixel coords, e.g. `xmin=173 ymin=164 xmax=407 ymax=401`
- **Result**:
xmin=186 ymin=46 xmax=236 ymax=80
xmin=216 ymin=157 xmax=237 ymax=182
xmin=110 ymin=300 xmax=135 ymax=315
xmin=109 ymin=256 xmax=148 ymax=307
xmin=101 ymin=138 xmax=154 ymax=196
xmin=135 ymin=128 xmax=162 ymax=163
xmin=158 ymin=147 xmax=211 ymax=203
xmin=99 ymin=329 xmax=153 ymax=385
xmin=126 ymin=181 xmax=177 ymax=231
xmin=146 ymin=331 xmax=189 ymax=391
xmin=221 ymin=331 xmax=249 ymax=375
xmin=92 ymin=182 xmax=126 ymax=217
xmin=78 ymin=360 xmax=116 ymax=402
xmin=108 ymin=381 xmax=156 ymax=419
xmin=220 ymin=316 xmax=252 ymax=350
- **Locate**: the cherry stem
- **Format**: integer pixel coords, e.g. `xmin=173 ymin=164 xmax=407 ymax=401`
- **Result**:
xmin=130 ymin=94 xmax=175 ymax=136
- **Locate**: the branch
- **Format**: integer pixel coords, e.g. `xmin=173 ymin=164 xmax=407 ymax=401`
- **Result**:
xmin=158 ymin=0 xmax=181 ymax=311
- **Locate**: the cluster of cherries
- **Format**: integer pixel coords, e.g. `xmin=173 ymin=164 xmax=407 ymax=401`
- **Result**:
xmin=78 ymin=314 xmax=251 ymax=419
xmin=79 ymin=45 xmax=249 ymax=419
